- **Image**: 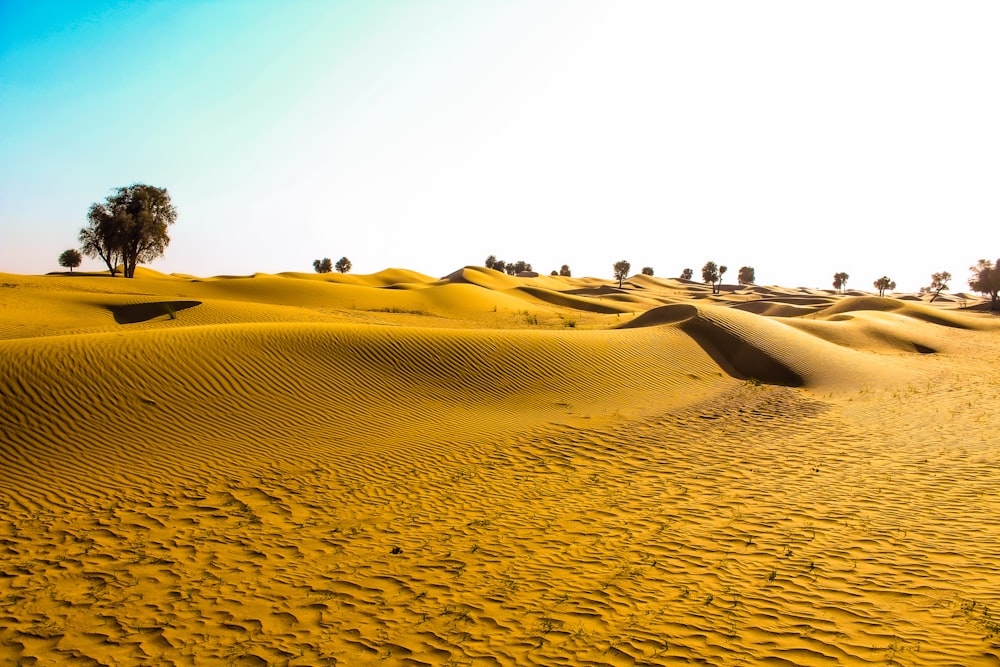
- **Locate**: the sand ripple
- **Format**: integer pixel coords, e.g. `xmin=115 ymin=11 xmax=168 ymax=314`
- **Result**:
xmin=1 ymin=270 xmax=999 ymax=665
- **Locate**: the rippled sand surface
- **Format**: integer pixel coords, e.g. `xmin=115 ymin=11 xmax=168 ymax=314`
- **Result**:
xmin=2 ymin=268 xmax=999 ymax=665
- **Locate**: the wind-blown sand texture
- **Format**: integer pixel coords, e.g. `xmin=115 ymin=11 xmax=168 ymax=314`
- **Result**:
xmin=2 ymin=267 xmax=999 ymax=666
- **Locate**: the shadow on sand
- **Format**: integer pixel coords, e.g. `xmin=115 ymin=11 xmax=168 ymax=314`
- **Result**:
xmin=109 ymin=301 xmax=201 ymax=324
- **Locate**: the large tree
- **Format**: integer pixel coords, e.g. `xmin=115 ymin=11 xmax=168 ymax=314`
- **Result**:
xmin=969 ymin=259 xmax=1000 ymax=310
xmin=80 ymin=212 xmax=124 ymax=277
xmin=58 ymin=248 xmax=82 ymax=272
xmin=613 ymin=260 xmax=631 ymax=288
xmin=922 ymin=271 xmax=952 ymax=302
xmin=81 ymin=184 xmax=177 ymax=278
xmin=873 ymin=276 xmax=895 ymax=297
xmin=738 ymin=266 xmax=755 ymax=285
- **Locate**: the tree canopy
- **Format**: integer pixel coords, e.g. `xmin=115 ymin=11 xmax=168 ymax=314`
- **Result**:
xmin=702 ymin=261 xmax=726 ymax=294
xmin=737 ymin=266 xmax=755 ymax=285
xmin=335 ymin=257 xmax=352 ymax=274
xmin=313 ymin=258 xmax=333 ymax=273
xmin=559 ymin=264 xmax=571 ymax=277
xmin=641 ymin=266 xmax=654 ymax=276
xmin=922 ymin=271 xmax=952 ymax=302
xmin=613 ymin=260 xmax=631 ymax=288
xmin=80 ymin=184 xmax=177 ymax=278
xmin=873 ymin=276 xmax=895 ymax=297
xmin=832 ymin=272 xmax=850 ymax=293
xmin=680 ymin=268 xmax=693 ymax=281
xmin=58 ymin=249 xmax=82 ymax=272
xmin=485 ymin=255 xmax=532 ymax=275
xmin=701 ymin=261 xmax=718 ymax=286
xmin=969 ymin=259 xmax=1000 ymax=310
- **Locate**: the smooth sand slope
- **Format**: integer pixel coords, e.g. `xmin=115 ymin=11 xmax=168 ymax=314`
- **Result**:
xmin=1 ymin=268 xmax=999 ymax=666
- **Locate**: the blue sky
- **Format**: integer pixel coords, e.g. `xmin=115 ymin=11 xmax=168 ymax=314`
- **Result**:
xmin=2 ymin=0 xmax=999 ymax=291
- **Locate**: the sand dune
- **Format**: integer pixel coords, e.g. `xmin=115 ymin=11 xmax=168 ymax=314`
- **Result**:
xmin=1 ymin=268 xmax=999 ymax=665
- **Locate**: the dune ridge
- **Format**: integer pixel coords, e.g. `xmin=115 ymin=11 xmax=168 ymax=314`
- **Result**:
xmin=1 ymin=268 xmax=999 ymax=665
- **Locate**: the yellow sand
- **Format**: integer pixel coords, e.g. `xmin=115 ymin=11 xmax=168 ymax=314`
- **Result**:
xmin=1 ymin=268 xmax=999 ymax=666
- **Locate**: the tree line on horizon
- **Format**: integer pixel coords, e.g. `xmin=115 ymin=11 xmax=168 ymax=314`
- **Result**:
xmin=51 ymin=184 xmax=1000 ymax=311
xmin=475 ymin=255 xmax=1000 ymax=310
xmin=312 ymin=257 xmax=352 ymax=274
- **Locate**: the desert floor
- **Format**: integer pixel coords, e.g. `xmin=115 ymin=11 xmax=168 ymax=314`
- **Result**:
xmin=1 ymin=267 xmax=999 ymax=666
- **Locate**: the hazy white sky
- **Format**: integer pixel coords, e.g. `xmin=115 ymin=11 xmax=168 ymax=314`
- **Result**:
xmin=2 ymin=0 xmax=998 ymax=291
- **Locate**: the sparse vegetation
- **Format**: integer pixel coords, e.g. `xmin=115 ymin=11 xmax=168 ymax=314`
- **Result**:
xmin=335 ymin=256 xmax=352 ymax=274
xmin=58 ymin=248 xmax=82 ymax=272
xmin=680 ymin=268 xmax=693 ymax=281
xmin=737 ymin=266 xmax=755 ymax=285
xmin=969 ymin=258 xmax=1000 ymax=309
xmin=613 ymin=260 xmax=631 ymax=288
xmin=873 ymin=276 xmax=895 ymax=297
xmin=486 ymin=255 xmax=533 ymax=275
xmin=641 ymin=266 xmax=654 ymax=276
xmin=313 ymin=258 xmax=333 ymax=273
xmin=833 ymin=271 xmax=849 ymax=293
xmin=921 ymin=271 xmax=952 ymax=302
xmin=702 ymin=261 xmax=725 ymax=294
xmin=559 ymin=264 xmax=571 ymax=277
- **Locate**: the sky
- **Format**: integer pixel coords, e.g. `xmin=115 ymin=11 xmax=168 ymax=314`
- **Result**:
xmin=2 ymin=0 xmax=999 ymax=292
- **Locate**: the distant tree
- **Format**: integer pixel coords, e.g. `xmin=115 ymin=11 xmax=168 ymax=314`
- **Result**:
xmin=680 ymin=268 xmax=693 ymax=281
xmin=702 ymin=261 xmax=720 ymax=294
xmin=969 ymin=258 xmax=1000 ymax=310
xmin=921 ymin=271 xmax=952 ymax=302
xmin=613 ymin=260 xmax=631 ymax=288
xmin=719 ymin=265 xmax=728 ymax=289
xmin=492 ymin=259 xmax=507 ymax=274
xmin=505 ymin=263 xmax=517 ymax=276
xmin=58 ymin=248 xmax=82 ymax=272
xmin=512 ymin=260 xmax=532 ymax=274
xmin=559 ymin=264 xmax=571 ymax=277
xmin=313 ymin=258 xmax=333 ymax=273
xmin=737 ymin=266 xmax=755 ymax=285
xmin=335 ymin=257 xmax=352 ymax=274
xmin=641 ymin=266 xmax=654 ymax=276
xmin=550 ymin=270 xmax=558 ymax=276
xmin=485 ymin=255 xmax=497 ymax=269
xmin=873 ymin=276 xmax=895 ymax=297
xmin=80 ymin=183 xmax=177 ymax=278
xmin=833 ymin=272 xmax=850 ymax=293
